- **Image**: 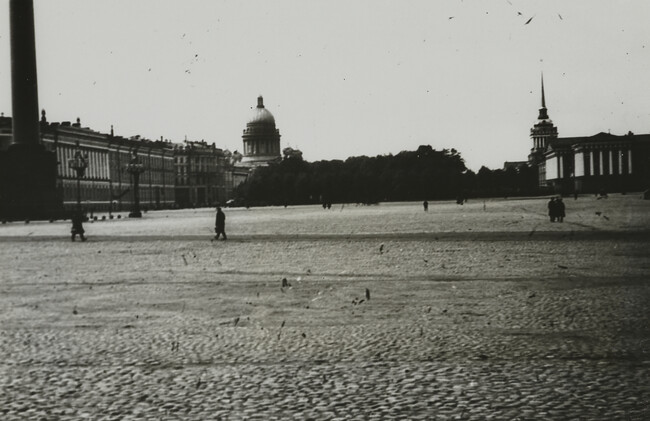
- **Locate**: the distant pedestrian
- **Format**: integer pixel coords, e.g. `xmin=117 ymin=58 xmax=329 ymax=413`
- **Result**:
xmin=423 ymin=200 xmax=429 ymax=212
xmin=547 ymin=197 xmax=557 ymax=222
xmin=71 ymin=211 xmax=86 ymax=242
xmin=214 ymin=207 xmax=227 ymax=240
xmin=556 ymin=198 xmax=565 ymax=222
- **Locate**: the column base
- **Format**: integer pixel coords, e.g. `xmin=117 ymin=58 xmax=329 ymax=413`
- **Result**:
xmin=0 ymin=144 xmax=63 ymax=221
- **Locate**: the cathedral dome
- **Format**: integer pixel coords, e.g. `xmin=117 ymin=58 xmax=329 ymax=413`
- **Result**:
xmin=241 ymin=95 xmax=282 ymax=166
xmin=247 ymin=96 xmax=275 ymax=125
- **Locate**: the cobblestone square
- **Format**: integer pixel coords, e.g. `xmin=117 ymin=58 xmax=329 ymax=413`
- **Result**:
xmin=1 ymin=196 xmax=649 ymax=420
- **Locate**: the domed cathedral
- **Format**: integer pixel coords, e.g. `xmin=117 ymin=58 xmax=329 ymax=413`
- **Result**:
xmin=241 ymin=96 xmax=282 ymax=167
xmin=528 ymin=74 xmax=558 ymax=187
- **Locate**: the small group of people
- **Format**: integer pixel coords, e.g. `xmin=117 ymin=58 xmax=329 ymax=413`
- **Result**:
xmin=547 ymin=196 xmax=566 ymax=222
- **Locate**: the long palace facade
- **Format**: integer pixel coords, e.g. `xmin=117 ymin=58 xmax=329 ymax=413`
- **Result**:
xmin=0 ymin=113 xmax=236 ymax=214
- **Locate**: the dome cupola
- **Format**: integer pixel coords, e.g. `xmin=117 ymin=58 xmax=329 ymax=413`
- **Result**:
xmin=241 ymin=95 xmax=282 ymax=166
xmin=248 ymin=96 xmax=276 ymax=125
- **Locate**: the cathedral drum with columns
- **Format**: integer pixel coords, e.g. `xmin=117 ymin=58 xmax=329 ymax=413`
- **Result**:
xmin=241 ymin=96 xmax=282 ymax=167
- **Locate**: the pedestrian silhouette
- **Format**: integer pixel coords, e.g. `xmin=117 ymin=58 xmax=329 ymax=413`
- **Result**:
xmin=71 ymin=211 xmax=86 ymax=241
xmin=556 ymin=198 xmax=565 ymax=222
xmin=214 ymin=206 xmax=227 ymax=240
xmin=547 ymin=197 xmax=557 ymax=222
xmin=423 ymin=201 xmax=429 ymax=212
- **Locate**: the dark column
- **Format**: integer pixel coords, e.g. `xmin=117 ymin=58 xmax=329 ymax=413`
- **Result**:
xmin=10 ymin=0 xmax=40 ymax=146
xmin=0 ymin=0 xmax=62 ymax=221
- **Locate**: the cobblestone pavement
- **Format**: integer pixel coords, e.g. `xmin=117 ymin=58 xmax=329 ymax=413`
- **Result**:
xmin=1 ymin=200 xmax=649 ymax=420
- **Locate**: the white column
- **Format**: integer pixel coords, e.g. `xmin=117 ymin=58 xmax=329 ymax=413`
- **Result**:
xmin=608 ymin=151 xmax=613 ymax=175
xmin=618 ymin=150 xmax=623 ymax=175
xmin=62 ymin=148 xmax=67 ymax=177
xmin=628 ymin=149 xmax=633 ymax=174
xmin=574 ymin=152 xmax=585 ymax=176
xmin=598 ymin=151 xmax=603 ymax=175
xmin=589 ymin=151 xmax=594 ymax=176
xmin=559 ymin=155 xmax=563 ymax=178
xmin=64 ymin=148 xmax=70 ymax=178
xmin=69 ymin=148 xmax=74 ymax=178
xmin=99 ymin=153 xmax=103 ymax=178
xmin=57 ymin=148 xmax=63 ymax=176
xmin=89 ymin=152 xmax=93 ymax=178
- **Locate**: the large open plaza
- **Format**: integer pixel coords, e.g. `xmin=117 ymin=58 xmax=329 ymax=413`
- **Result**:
xmin=1 ymin=195 xmax=649 ymax=420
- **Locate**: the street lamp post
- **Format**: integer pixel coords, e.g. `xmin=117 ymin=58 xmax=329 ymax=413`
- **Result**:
xmin=126 ymin=153 xmax=145 ymax=218
xmin=68 ymin=149 xmax=88 ymax=213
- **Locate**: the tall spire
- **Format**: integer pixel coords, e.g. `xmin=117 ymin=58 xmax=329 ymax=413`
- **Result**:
xmin=537 ymin=73 xmax=549 ymax=120
xmin=541 ymin=73 xmax=546 ymax=109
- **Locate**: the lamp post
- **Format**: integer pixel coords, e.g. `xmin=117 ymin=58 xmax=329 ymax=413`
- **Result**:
xmin=126 ymin=153 xmax=145 ymax=217
xmin=68 ymin=149 xmax=88 ymax=213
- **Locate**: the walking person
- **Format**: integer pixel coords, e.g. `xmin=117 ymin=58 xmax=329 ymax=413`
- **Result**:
xmin=71 ymin=211 xmax=87 ymax=242
xmin=547 ymin=197 xmax=557 ymax=222
xmin=214 ymin=206 xmax=227 ymax=240
xmin=423 ymin=200 xmax=429 ymax=212
xmin=556 ymin=197 xmax=565 ymax=222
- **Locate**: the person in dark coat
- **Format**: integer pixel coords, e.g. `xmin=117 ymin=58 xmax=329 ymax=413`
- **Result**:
xmin=214 ymin=207 xmax=227 ymax=240
xmin=423 ymin=200 xmax=429 ymax=212
xmin=547 ymin=197 xmax=557 ymax=222
xmin=71 ymin=211 xmax=86 ymax=242
xmin=556 ymin=198 xmax=565 ymax=222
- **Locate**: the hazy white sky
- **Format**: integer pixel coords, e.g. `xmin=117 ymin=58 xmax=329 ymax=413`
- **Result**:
xmin=1 ymin=0 xmax=649 ymax=171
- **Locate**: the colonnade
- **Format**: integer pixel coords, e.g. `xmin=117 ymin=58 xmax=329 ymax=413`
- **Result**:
xmin=585 ymin=148 xmax=632 ymax=176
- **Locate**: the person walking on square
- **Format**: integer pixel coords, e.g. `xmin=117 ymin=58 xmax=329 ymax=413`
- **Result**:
xmin=71 ymin=211 xmax=86 ymax=242
xmin=556 ymin=197 xmax=565 ymax=222
xmin=547 ymin=197 xmax=557 ymax=222
xmin=214 ymin=206 xmax=227 ymax=240
xmin=423 ymin=200 xmax=429 ymax=212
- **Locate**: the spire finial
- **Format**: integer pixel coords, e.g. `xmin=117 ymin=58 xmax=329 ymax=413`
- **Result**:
xmin=541 ymin=73 xmax=546 ymax=109
xmin=257 ymin=95 xmax=264 ymax=108
xmin=537 ymin=73 xmax=549 ymax=120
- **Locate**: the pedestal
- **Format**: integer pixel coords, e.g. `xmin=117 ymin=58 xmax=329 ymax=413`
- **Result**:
xmin=0 ymin=144 xmax=62 ymax=220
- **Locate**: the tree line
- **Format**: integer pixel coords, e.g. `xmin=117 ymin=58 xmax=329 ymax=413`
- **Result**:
xmin=235 ymin=145 xmax=538 ymax=206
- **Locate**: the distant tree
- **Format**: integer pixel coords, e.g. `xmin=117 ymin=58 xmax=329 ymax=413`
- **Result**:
xmin=235 ymin=145 xmax=501 ymax=205
xmin=282 ymin=147 xmax=304 ymax=161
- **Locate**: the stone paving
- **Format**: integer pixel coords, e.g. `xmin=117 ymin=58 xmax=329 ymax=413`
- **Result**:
xmin=1 ymin=197 xmax=649 ymax=420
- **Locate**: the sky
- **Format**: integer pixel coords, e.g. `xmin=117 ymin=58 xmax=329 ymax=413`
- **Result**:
xmin=1 ymin=0 xmax=649 ymax=171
